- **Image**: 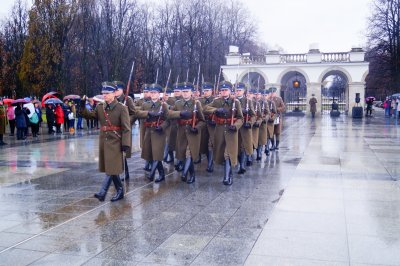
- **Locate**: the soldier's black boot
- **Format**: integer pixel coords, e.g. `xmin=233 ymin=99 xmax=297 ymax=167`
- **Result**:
xmin=163 ymin=144 xmax=169 ymax=162
xmin=270 ymin=137 xmax=276 ymax=151
xmin=175 ymin=160 xmax=184 ymax=172
xmin=110 ymin=175 xmax=124 ymax=202
xmin=275 ymin=140 xmax=280 ymax=150
xmin=187 ymin=160 xmax=195 ymax=184
xmin=193 ymin=154 xmax=201 ymax=164
xmin=143 ymin=160 xmax=151 ymax=172
xmin=181 ymin=157 xmax=192 ymax=182
xmin=256 ymin=146 xmax=262 ymax=161
xmin=123 ymin=158 xmax=129 ymax=180
xmin=223 ymin=159 xmax=233 ymax=186
xmin=0 ymin=135 xmax=7 ymax=146
xmin=238 ymin=152 xmax=246 ymax=174
xmin=94 ymin=175 xmax=112 ymax=201
xmin=166 ymin=151 xmax=174 ymax=163
xmin=246 ymin=154 xmax=253 ymax=166
xmin=148 ymin=160 xmax=159 ymax=181
xmin=265 ymin=139 xmax=271 ymax=156
xmin=155 ymin=161 xmax=165 ymax=183
xmin=206 ymin=150 xmax=214 ymax=172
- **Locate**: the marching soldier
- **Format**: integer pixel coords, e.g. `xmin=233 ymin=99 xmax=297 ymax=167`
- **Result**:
xmin=136 ymin=84 xmax=152 ymax=171
xmin=0 ymin=98 xmax=8 ymax=145
xmin=265 ymin=89 xmax=277 ymax=156
xmin=163 ymin=85 xmax=179 ymax=164
xmin=235 ymin=83 xmax=255 ymax=174
xmin=198 ymin=82 xmax=216 ymax=172
xmin=79 ymin=82 xmax=131 ymax=202
xmin=169 ymin=82 xmax=205 ymax=183
xmin=113 ymin=81 xmax=136 ymax=180
xmin=135 ymin=83 xmax=170 ymax=183
xmin=247 ymin=88 xmax=262 ymax=165
xmin=170 ymin=84 xmax=185 ymax=171
xmin=270 ymin=87 xmax=286 ymax=150
xmin=256 ymin=89 xmax=270 ymax=160
xmin=204 ymin=81 xmax=243 ymax=185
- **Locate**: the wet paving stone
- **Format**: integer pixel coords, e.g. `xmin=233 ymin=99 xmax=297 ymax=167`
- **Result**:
xmin=0 ymin=112 xmax=399 ymax=265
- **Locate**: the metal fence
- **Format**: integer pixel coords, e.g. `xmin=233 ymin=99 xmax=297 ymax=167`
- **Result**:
xmin=282 ymin=88 xmax=307 ymax=112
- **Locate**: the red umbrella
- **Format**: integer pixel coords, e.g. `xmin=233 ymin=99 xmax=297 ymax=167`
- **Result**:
xmin=92 ymin=95 xmax=104 ymax=103
xmin=2 ymin=99 xmax=14 ymax=106
xmin=42 ymin=92 xmax=59 ymax=106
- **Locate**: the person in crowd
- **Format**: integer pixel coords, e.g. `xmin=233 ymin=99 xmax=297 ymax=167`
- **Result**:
xmin=55 ymin=103 xmax=64 ymax=133
xmin=15 ymin=103 xmax=27 ymax=140
xmin=0 ymin=98 xmax=8 ymax=145
xmin=46 ymin=104 xmax=55 ymax=134
xmin=7 ymin=103 xmax=15 ymax=137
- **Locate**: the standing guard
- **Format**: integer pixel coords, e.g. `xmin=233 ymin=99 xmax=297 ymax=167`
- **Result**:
xmin=169 ymin=82 xmax=205 ymax=183
xmin=265 ymin=89 xmax=277 ymax=156
xmin=204 ymin=81 xmax=243 ymax=185
xmin=79 ymin=82 xmax=131 ymax=202
xmin=135 ymin=84 xmax=170 ymax=183
xmin=235 ymin=83 xmax=255 ymax=174
xmin=198 ymin=82 xmax=216 ymax=172
xmin=270 ymin=87 xmax=286 ymax=150
xmin=113 ymin=81 xmax=136 ymax=180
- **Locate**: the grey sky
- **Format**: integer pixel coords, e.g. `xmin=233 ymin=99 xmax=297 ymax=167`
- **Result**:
xmin=0 ymin=0 xmax=372 ymax=54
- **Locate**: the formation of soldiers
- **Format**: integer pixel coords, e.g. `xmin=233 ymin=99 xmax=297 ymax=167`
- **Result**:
xmin=79 ymin=78 xmax=285 ymax=202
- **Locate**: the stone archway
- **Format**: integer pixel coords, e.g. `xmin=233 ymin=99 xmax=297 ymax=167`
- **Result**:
xmin=320 ymin=70 xmax=350 ymax=114
xmin=280 ymin=71 xmax=307 ymax=113
xmin=240 ymin=71 xmax=267 ymax=90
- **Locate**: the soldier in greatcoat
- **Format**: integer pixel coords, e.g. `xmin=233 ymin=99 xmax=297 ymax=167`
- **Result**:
xmin=170 ymin=84 xmax=185 ymax=171
xmin=113 ymin=81 xmax=136 ymax=180
xmin=204 ymin=81 xmax=243 ymax=185
xmin=256 ymin=89 xmax=270 ymax=160
xmin=0 ymin=98 xmax=8 ymax=145
xmin=134 ymin=84 xmax=170 ymax=183
xmin=135 ymin=84 xmax=152 ymax=171
xmin=163 ymin=86 xmax=177 ymax=164
xmin=168 ymin=82 xmax=205 ymax=183
xmin=79 ymin=82 xmax=131 ymax=202
xmin=270 ymin=87 xmax=286 ymax=150
xmin=265 ymin=89 xmax=277 ymax=156
xmin=198 ymin=82 xmax=216 ymax=172
xmin=235 ymin=83 xmax=255 ymax=174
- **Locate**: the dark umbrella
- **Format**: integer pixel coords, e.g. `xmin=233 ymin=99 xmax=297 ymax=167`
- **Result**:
xmin=63 ymin=94 xmax=81 ymax=101
xmin=11 ymin=98 xmax=30 ymax=106
xmin=44 ymin=98 xmax=63 ymax=105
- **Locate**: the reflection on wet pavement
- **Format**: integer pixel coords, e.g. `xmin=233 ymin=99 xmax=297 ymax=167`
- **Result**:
xmin=0 ymin=111 xmax=399 ymax=265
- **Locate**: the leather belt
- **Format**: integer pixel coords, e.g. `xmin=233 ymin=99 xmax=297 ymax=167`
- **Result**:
xmin=214 ymin=117 xmax=237 ymax=125
xmin=100 ymin=126 xmax=121 ymax=131
xmin=144 ymin=120 xmax=164 ymax=127
xmin=178 ymin=119 xmax=195 ymax=126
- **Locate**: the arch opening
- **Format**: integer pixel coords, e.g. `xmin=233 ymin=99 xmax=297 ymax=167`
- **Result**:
xmin=321 ymin=71 xmax=349 ymax=114
xmin=280 ymin=71 xmax=307 ymax=113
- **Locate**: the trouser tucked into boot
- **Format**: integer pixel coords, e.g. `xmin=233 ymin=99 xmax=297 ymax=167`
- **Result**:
xmin=94 ymin=175 xmax=112 ymax=201
xmin=238 ymin=151 xmax=246 ymax=174
xmin=223 ymin=159 xmax=233 ymax=186
xmin=110 ymin=175 xmax=124 ymax=202
xmin=206 ymin=150 xmax=214 ymax=172
xmin=155 ymin=161 xmax=165 ymax=183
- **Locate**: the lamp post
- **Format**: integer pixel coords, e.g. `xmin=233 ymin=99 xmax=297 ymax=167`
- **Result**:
xmin=293 ymin=78 xmax=300 ymax=111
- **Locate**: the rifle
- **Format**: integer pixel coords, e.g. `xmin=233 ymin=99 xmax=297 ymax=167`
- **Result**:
xmin=215 ymin=67 xmax=222 ymax=97
xmin=125 ymin=61 xmax=135 ymax=102
xmin=230 ymin=74 xmax=238 ymax=126
xmin=157 ymin=69 xmax=171 ymax=126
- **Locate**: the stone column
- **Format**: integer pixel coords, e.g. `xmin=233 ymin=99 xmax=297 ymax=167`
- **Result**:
xmin=306 ymin=82 xmax=322 ymax=116
xmin=348 ymin=82 xmax=366 ymax=116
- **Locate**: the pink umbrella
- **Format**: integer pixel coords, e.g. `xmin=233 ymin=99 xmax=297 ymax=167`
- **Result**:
xmin=63 ymin=94 xmax=81 ymax=101
xmin=11 ymin=98 xmax=30 ymax=106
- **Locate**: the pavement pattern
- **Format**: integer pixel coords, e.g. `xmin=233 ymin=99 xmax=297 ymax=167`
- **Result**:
xmin=0 ymin=109 xmax=399 ymax=266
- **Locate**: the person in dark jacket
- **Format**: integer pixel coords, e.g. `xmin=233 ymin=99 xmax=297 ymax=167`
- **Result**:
xmin=46 ymin=104 xmax=55 ymax=134
xmin=15 ymin=104 xmax=27 ymax=140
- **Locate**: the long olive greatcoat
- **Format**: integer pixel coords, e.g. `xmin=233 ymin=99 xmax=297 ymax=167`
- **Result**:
xmin=0 ymin=104 xmax=8 ymax=134
xmin=266 ymin=99 xmax=277 ymax=139
xmin=272 ymin=96 xmax=285 ymax=135
xmin=258 ymin=99 xmax=271 ymax=146
xmin=80 ymin=100 xmax=131 ymax=175
xmin=135 ymin=100 xmax=170 ymax=161
xmin=251 ymin=100 xmax=262 ymax=149
xmin=116 ymin=94 xmax=136 ymax=158
xmin=165 ymin=96 xmax=177 ymax=151
xmin=237 ymin=96 xmax=255 ymax=155
xmin=309 ymin=97 xmax=317 ymax=113
xmin=169 ymin=99 xmax=206 ymax=161
xmin=204 ymin=97 xmax=243 ymax=166
xmin=198 ymin=96 xmax=215 ymax=154
xmin=134 ymin=98 xmax=148 ymax=149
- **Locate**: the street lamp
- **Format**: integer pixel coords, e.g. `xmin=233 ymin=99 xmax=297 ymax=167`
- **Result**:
xmin=293 ymin=74 xmax=300 ymax=111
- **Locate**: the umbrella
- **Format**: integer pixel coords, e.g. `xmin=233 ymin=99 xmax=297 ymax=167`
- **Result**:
xmin=2 ymin=99 xmax=14 ymax=106
xmin=44 ymin=98 xmax=63 ymax=105
xmin=42 ymin=92 xmax=59 ymax=106
xmin=63 ymin=94 xmax=81 ymax=101
xmin=391 ymin=93 xmax=400 ymax=99
xmin=93 ymin=95 xmax=104 ymax=103
xmin=11 ymin=98 xmax=30 ymax=106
